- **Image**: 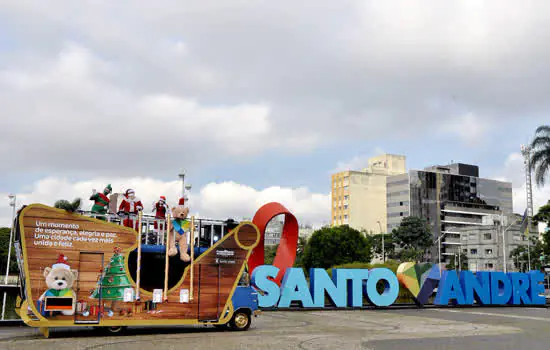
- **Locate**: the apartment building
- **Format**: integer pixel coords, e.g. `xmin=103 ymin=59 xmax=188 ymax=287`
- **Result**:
xmin=386 ymin=163 xmax=515 ymax=264
xmin=331 ymin=154 xmax=406 ymax=233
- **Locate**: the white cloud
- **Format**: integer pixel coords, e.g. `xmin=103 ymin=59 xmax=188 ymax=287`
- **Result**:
xmin=0 ymin=177 xmax=330 ymax=228
xmin=331 ymin=147 xmax=386 ymax=173
xmin=438 ymin=113 xmax=489 ymax=145
xmin=497 ymin=152 xmax=550 ymax=217
xmin=2 ymin=1 xmax=550 ymax=179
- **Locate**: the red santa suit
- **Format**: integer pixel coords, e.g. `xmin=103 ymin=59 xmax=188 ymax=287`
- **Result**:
xmin=153 ymin=196 xmax=168 ymax=231
xmin=119 ymin=189 xmax=143 ymax=230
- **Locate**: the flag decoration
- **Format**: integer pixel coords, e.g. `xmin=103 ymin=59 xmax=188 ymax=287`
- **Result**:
xmin=519 ymin=209 xmax=529 ymax=236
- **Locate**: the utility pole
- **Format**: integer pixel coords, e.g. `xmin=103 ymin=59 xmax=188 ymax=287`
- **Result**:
xmin=377 ymin=221 xmax=384 ymax=263
xmin=2 ymin=194 xmax=16 ymax=320
xmin=521 ymin=144 xmax=533 ymax=271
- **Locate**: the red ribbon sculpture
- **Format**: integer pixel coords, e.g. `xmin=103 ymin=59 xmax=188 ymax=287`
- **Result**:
xmin=249 ymin=202 xmax=299 ymax=286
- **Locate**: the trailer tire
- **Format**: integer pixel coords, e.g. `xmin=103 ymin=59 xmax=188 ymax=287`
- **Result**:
xmin=107 ymin=326 xmax=127 ymax=334
xmin=229 ymin=310 xmax=251 ymax=331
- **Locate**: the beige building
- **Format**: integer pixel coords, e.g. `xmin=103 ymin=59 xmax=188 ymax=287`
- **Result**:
xmin=331 ymin=154 xmax=406 ymax=234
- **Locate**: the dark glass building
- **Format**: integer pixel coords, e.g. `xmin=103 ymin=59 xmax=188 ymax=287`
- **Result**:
xmin=386 ymin=163 xmax=513 ymax=264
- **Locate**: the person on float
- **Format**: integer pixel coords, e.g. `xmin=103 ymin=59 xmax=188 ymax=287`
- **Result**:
xmin=151 ymin=196 xmax=169 ymax=244
xmin=118 ymin=189 xmax=143 ymax=230
xmin=89 ymin=184 xmax=112 ymax=220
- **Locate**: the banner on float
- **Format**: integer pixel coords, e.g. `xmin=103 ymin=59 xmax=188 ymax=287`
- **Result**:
xmin=251 ymin=262 xmax=547 ymax=308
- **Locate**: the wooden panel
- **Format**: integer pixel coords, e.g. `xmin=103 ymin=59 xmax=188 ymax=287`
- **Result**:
xmin=198 ymin=264 xmax=219 ymax=321
xmin=75 ymin=253 xmax=103 ymax=323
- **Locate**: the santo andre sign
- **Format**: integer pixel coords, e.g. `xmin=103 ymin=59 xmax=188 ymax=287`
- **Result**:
xmin=251 ymin=263 xmax=548 ymax=308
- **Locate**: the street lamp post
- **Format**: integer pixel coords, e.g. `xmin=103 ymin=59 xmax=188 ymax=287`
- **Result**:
xmin=377 ymin=221 xmax=384 ymax=263
xmin=2 ymin=194 xmax=16 ymax=320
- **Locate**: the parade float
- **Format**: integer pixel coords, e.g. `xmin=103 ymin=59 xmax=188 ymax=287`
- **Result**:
xmin=12 ymin=185 xmax=299 ymax=338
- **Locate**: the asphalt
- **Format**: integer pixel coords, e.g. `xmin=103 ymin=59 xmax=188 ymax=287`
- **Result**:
xmin=0 ymin=307 xmax=548 ymax=349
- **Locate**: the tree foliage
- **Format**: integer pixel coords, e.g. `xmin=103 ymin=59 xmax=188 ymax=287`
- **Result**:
xmin=0 ymin=227 xmax=18 ymax=274
xmin=509 ymin=238 xmax=545 ymax=272
xmin=533 ymin=201 xmax=550 ymax=225
xmin=264 ymin=244 xmax=278 ymax=266
xmin=392 ymin=216 xmax=433 ymax=251
xmin=302 ymin=225 xmax=372 ymax=270
xmin=529 ymin=125 xmax=550 ymax=187
xmin=54 ymin=198 xmax=82 ymax=212
xmin=369 ymin=233 xmax=396 ymax=261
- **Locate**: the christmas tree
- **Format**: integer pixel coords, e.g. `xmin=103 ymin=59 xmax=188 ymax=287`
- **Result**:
xmin=91 ymin=247 xmax=132 ymax=300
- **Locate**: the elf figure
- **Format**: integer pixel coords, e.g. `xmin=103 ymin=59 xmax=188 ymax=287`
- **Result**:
xmin=118 ymin=189 xmax=143 ymax=230
xmin=89 ymin=184 xmax=112 ymax=219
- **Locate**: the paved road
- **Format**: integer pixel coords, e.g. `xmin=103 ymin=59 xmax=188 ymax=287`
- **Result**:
xmin=0 ymin=307 xmax=548 ymax=349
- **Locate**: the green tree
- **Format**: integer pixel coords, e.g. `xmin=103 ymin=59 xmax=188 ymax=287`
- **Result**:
xmin=0 ymin=227 xmax=18 ymax=274
xmin=445 ymin=253 xmax=468 ymax=271
xmin=302 ymin=225 xmax=372 ymax=270
xmin=392 ymin=216 xmax=433 ymax=252
xmin=398 ymin=248 xmax=425 ymax=262
xmin=529 ymin=125 xmax=550 ymax=186
xmin=509 ymin=238 xmax=545 ymax=272
xmin=533 ymin=201 xmax=550 ymax=225
xmin=294 ymin=236 xmax=308 ymax=267
xmin=264 ymin=244 xmax=278 ymax=265
xmin=91 ymin=250 xmax=132 ymax=300
xmin=369 ymin=233 xmax=396 ymax=261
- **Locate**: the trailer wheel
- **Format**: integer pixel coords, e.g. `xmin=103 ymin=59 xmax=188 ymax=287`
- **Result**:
xmin=229 ymin=310 xmax=251 ymax=331
xmin=106 ymin=326 xmax=127 ymax=334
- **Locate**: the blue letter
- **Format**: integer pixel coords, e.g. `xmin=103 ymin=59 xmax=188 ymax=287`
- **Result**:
xmin=490 ymin=272 xmax=512 ymax=305
xmin=251 ymin=265 xmax=281 ymax=307
xmin=528 ymin=271 xmax=546 ymax=305
xmin=509 ymin=272 xmax=531 ymax=305
xmin=459 ymin=271 xmax=491 ymax=305
xmin=333 ymin=269 xmax=370 ymax=307
xmin=309 ymin=268 xmax=346 ymax=307
xmin=278 ymin=268 xmax=314 ymax=308
xmin=365 ymin=268 xmax=399 ymax=307
xmin=434 ymin=270 xmax=465 ymax=305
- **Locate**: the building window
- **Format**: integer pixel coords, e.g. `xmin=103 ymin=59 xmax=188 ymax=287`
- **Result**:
xmin=470 ymin=249 xmax=477 ymax=255
xmin=469 ymin=233 xmax=476 ymax=239
xmin=485 ymin=249 xmax=493 ymax=255
xmin=399 ymin=212 xmax=403 ymax=216
xmin=343 ymin=186 xmax=349 ymax=191
xmin=399 ymin=201 xmax=403 ymax=206
xmin=461 ymin=235 xmax=468 ymax=241
xmin=344 ymin=195 xmax=349 ymax=200
xmin=344 ymin=205 xmax=348 ymax=210
xmin=462 ymin=249 xmax=468 ymax=253
xmin=483 ymin=233 xmax=492 ymax=240
xmin=344 ymin=215 xmax=348 ymax=220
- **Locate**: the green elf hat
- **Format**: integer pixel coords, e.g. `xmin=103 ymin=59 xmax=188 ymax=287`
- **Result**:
xmin=105 ymin=184 xmax=113 ymax=193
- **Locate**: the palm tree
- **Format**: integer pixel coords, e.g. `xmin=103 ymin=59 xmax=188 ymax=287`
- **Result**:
xmin=529 ymin=125 xmax=550 ymax=186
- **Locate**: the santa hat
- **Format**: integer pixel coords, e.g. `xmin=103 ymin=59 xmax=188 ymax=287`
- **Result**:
xmin=159 ymin=196 xmax=166 ymax=202
xmin=52 ymin=254 xmax=70 ymax=270
xmin=125 ymin=189 xmax=135 ymax=196
xmin=178 ymin=196 xmax=187 ymax=206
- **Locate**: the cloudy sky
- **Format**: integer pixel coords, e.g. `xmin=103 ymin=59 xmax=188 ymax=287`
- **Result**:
xmin=1 ymin=1 xmax=549 ymax=227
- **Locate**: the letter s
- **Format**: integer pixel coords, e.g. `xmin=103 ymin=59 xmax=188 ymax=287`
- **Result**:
xmin=251 ymin=265 xmax=281 ymax=307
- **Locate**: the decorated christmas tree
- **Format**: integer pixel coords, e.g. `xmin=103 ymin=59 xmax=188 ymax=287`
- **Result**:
xmin=91 ymin=247 xmax=132 ymax=300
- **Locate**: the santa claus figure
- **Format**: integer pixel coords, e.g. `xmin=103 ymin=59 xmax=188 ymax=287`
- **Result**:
xmin=118 ymin=189 xmax=143 ymax=230
xmin=151 ymin=196 xmax=169 ymax=243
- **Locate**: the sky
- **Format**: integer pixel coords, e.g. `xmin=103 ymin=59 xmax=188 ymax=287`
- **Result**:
xmin=1 ymin=1 xmax=550 ymax=228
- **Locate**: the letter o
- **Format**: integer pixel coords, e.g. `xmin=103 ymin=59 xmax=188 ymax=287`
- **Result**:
xmin=365 ymin=268 xmax=400 ymax=307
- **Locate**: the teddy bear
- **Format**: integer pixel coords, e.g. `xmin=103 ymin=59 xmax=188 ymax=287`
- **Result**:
xmin=168 ymin=204 xmax=191 ymax=262
xmin=39 ymin=255 xmax=79 ymax=316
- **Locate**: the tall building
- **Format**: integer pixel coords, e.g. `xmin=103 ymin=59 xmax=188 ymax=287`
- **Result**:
xmin=386 ymin=163 xmax=514 ymax=264
xmin=264 ymin=215 xmax=284 ymax=246
xmin=331 ymin=154 xmax=406 ymax=233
